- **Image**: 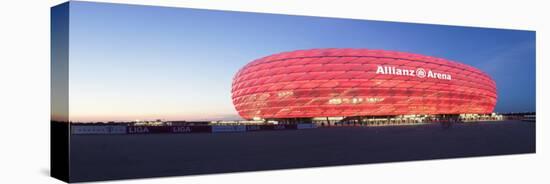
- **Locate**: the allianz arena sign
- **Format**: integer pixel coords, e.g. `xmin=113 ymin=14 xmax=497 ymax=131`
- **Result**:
xmin=232 ymin=48 xmax=496 ymax=119
xmin=376 ymin=65 xmax=452 ymax=80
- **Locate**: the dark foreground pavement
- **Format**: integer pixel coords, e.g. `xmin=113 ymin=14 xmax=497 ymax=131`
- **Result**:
xmin=69 ymin=120 xmax=535 ymax=182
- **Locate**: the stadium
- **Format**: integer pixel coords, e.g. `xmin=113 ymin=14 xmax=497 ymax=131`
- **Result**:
xmin=231 ymin=48 xmax=498 ymax=125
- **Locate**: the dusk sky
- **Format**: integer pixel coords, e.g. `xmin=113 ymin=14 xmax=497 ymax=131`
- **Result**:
xmin=66 ymin=1 xmax=535 ymax=122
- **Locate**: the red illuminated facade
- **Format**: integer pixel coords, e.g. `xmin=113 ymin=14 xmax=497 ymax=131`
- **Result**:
xmin=231 ymin=48 xmax=497 ymax=120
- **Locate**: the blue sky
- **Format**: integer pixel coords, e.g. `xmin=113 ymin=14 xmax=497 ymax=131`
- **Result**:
xmin=66 ymin=1 xmax=536 ymax=122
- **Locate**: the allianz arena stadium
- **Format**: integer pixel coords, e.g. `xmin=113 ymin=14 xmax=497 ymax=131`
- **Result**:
xmin=231 ymin=48 xmax=497 ymax=123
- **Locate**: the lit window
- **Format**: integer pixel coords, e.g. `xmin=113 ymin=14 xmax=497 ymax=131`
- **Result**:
xmin=328 ymin=98 xmax=342 ymax=105
xmin=277 ymin=91 xmax=293 ymax=97
xmin=351 ymin=97 xmax=363 ymax=104
xmin=366 ymin=97 xmax=384 ymax=103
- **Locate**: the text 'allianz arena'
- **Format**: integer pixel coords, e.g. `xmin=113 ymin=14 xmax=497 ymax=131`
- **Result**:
xmin=231 ymin=48 xmax=497 ymax=120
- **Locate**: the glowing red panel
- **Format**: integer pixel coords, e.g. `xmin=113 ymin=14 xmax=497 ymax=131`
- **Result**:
xmin=231 ymin=48 xmax=497 ymax=120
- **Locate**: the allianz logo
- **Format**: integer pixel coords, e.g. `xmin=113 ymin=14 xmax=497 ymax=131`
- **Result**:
xmin=376 ymin=65 xmax=452 ymax=80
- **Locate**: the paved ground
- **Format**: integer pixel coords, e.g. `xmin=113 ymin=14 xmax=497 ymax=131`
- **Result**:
xmin=69 ymin=120 xmax=535 ymax=182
